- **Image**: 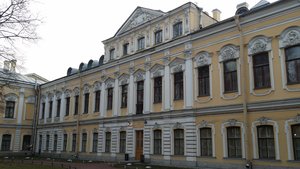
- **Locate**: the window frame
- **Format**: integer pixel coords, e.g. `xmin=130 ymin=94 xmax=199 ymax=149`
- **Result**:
xmin=291 ymin=124 xmax=300 ymax=160
xmin=223 ymin=59 xmax=238 ymax=93
xmin=257 ymin=125 xmax=275 ymax=159
xmin=63 ymin=134 xmax=67 ymax=152
xmin=109 ymin=48 xmax=115 ymax=60
xmin=173 ymin=22 xmax=183 ymax=38
xmin=153 ymin=130 xmax=162 ymax=155
xmin=136 ymin=80 xmax=144 ymax=114
xmin=154 ymin=30 xmax=163 ymax=44
xmin=174 ymin=129 xmax=184 ymax=155
xmin=198 ymin=66 xmax=210 ymax=97
xmin=83 ymin=93 xmax=89 ymax=114
xmin=53 ymin=134 xmax=58 ymax=152
xmin=74 ymin=95 xmax=79 ymax=115
xmin=137 ymin=37 xmax=145 ymax=50
xmin=252 ymin=52 xmax=271 ymax=89
xmin=285 ymin=45 xmax=300 ymax=84
xmin=123 ymin=43 xmax=129 ymax=56
xmin=200 ymin=127 xmax=212 ymax=157
xmin=41 ymin=102 xmax=45 ymax=119
xmin=56 ymin=99 xmax=61 ymax=117
xmin=1 ymin=134 xmax=11 ymax=151
xmin=173 ymin=72 xmax=184 ymax=100
xmin=119 ymin=131 xmax=126 ymax=153
xmin=48 ymin=101 xmax=53 ymax=118
xmin=94 ymin=90 xmax=100 ymax=112
xmin=227 ymin=126 xmax=242 ymax=158
xmin=92 ymin=132 xmax=98 ymax=153
xmin=105 ymin=132 xmax=111 ymax=153
xmin=107 ymin=88 xmax=113 ymax=110
xmin=81 ymin=133 xmax=87 ymax=152
xmin=71 ymin=133 xmax=76 ymax=152
xmin=153 ymin=76 xmax=162 ymax=103
xmin=65 ymin=97 xmax=70 ymax=116
xmin=5 ymin=101 xmax=15 ymax=118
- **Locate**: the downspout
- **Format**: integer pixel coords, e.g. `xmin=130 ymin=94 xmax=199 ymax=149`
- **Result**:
xmin=32 ymin=81 xmax=41 ymax=155
xmin=234 ymin=15 xmax=250 ymax=162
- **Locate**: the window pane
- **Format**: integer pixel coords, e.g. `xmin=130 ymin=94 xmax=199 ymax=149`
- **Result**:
xmin=200 ymin=128 xmax=212 ymax=156
xmin=5 ymin=101 xmax=15 ymax=118
xmin=1 ymin=134 xmax=11 ymax=151
xmin=174 ymin=72 xmax=184 ymax=100
xmin=257 ymin=125 xmax=275 ymax=159
xmin=154 ymin=77 xmax=162 ymax=103
xmin=285 ymin=45 xmax=300 ymax=83
xmin=154 ymin=130 xmax=162 ymax=154
xmin=227 ymin=127 xmax=241 ymax=158
xmin=224 ymin=60 xmax=238 ymax=92
xmin=292 ymin=124 xmax=300 ymax=160
xmin=198 ymin=66 xmax=210 ymax=96
xmin=174 ymin=129 xmax=184 ymax=155
xmin=253 ymin=53 xmax=271 ymax=88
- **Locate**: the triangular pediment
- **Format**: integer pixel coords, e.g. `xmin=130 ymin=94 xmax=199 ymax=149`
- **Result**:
xmin=115 ymin=7 xmax=165 ymax=36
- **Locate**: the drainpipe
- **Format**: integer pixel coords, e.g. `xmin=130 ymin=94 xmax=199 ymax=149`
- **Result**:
xmin=234 ymin=15 xmax=250 ymax=163
xmin=32 ymin=81 xmax=41 ymax=156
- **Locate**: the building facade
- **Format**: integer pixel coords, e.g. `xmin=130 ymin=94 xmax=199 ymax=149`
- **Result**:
xmin=1 ymin=0 xmax=300 ymax=169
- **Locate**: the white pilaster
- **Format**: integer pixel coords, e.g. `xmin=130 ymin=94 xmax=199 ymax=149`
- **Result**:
xmin=44 ymin=97 xmax=49 ymax=123
xmin=164 ymin=64 xmax=171 ymax=111
xmin=185 ymin=56 xmax=193 ymax=109
xmin=128 ymin=74 xmax=134 ymax=115
xmin=113 ymin=78 xmax=119 ymax=116
xmin=144 ymin=70 xmax=151 ymax=113
xmin=17 ymin=88 xmax=25 ymax=124
xmin=100 ymin=83 xmax=106 ymax=117
xmin=60 ymin=93 xmax=65 ymax=122
xmin=52 ymin=95 xmax=57 ymax=123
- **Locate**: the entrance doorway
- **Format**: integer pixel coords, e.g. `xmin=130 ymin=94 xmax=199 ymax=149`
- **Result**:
xmin=135 ymin=130 xmax=143 ymax=160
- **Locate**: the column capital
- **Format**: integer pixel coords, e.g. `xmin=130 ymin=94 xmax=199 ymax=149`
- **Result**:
xmin=162 ymin=56 xmax=170 ymax=66
xmin=144 ymin=62 xmax=151 ymax=71
xmin=184 ymin=50 xmax=193 ymax=60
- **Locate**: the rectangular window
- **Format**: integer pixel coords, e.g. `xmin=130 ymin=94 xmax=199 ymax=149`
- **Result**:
xmin=105 ymin=132 xmax=111 ymax=153
xmin=292 ymin=124 xmax=300 ymax=160
xmin=41 ymin=102 xmax=45 ymax=119
xmin=173 ymin=22 xmax=182 ymax=38
xmin=285 ymin=45 xmax=300 ymax=84
xmin=154 ymin=30 xmax=163 ymax=44
xmin=200 ymin=128 xmax=212 ymax=156
xmin=83 ymin=93 xmax=89 ymax=114
xmin=92 ymin=132 xmax=98 ymax=153
xmin=65 ymin=97 xmax=70 ymax=116
xmin=94 ymin=91 xmax=100 ymax=112
xmin=107 ymin=88 xmax=113 ymax=110
xmin=56 ymin=99 xmax=61 ymax=117
xmin=227 ymin=127 xmax=241 ymax=158
xmin=198 ymin=66 xmax=210 ymax=96
xmin=153 ymin=130 xmax=162 ymax=154
xmin=53 ymin=134 xmax=58 ymax=152
xmin=63 ymin=134 xmax=67 ymax=151
xmin=153 ymin=77 xmax=162 ymax=103
xmin=119 ymin=131 xmax=126 ymax=153
xmin=5 ymin=101 xmax=15 ymax=118
xmin=253 ymin=52 xmax=271 ymax=89
xmin=81 ymin=133 xmax=87 ymax=152
xmin=138 ymin=37 xmax=145 ymax=50
xmin=109 ymin=48 xmax=115 ymax=60
xmin=1 ymin=134 xmax=11 ymax=151
xmin=174 ymin=72 xmax=184 ymax=100
xmin=38 ymin=135 xmax=42 ymax=151
xmin=257 ymin=125 xmax=275 ymax=159
xmin=224 ymin=60 xmax=238 ymax=92
xmin=174 ymin=129 xmax=184 ymax=155
xmin=121 ymin=84 xmax=128 ymax=108
xmin=46 ymin=135 xmax=50 ymax=151
xmin=123 ymin=43 xmax=129 ymax=56
xmin=72 ymin=134 xmax=76 ymax=152
xmin=74 ymin=95 xmax=79 ymax=115
xmin=48 ymin=101 xmax=53 ymax=118
xmin=136 ymin=81 xmax=144 ymax=114
xmin=22 ymin=135 xmax=31 ymax=151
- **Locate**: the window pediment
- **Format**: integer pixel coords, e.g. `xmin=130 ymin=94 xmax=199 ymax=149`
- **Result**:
xmin=4 ymin=93 xmax=17 ymax=101
xmin=150 ymin=64 xmax=164 ymax=78
xmin=169 ymin=57 xmax=185 ymax=73
xmin=93 ymin=81 xmax=101 ymax=91
xmin=279 ymin=26 xmax=300 ymax=48
xmin=218 ymin=45 xmax=240 ymax=62
xmin=248 ymin=36 xmax=272 ymax=55
xmin=105 ymin=78 xmax=115 ymax=88
xmin=133 ymin=69 xmax=145 ymax=81
xmin=119 ymin=73 xmax=130 ymax=85
xmin=83 ymin=84 xmax=90 ymax=94
xmin=64 ymin=89 xmax=71 ymax=98
xmin=73 ymin=87 xmax=80 ymax=96
xmin=194 ymin=51 xmax=212 ymax=67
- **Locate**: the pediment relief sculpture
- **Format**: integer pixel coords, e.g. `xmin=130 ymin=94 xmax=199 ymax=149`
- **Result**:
xmin=279 ymin=26 xmax=300 ymax=48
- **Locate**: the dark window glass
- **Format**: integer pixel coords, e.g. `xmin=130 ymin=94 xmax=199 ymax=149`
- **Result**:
xmin=94 ymin=91 xmax=100 ymax=112
xmin=1 ymin=134 xmax=11 ymax=151
xmin=123 ymin=43 xmax=129 ymax=56
xmin=174 ymin=72 xmax=184 ymax=100
xmin=136 ymin=81 xmax=144 ymax=114
xmin=74 ymin=95 xmax=79 ymax=115
xmin=41 ymin=102 xmax=45 ymax=119
xmin=200 ymin=128 xmax=212 ymax=156
xmin=227 ymin=127 xmax=241 ymax=158
xmin=253 ymin=52 xmax=271 ymax=89
xmin=107 ymin=88 xmax=113 ymax=110
xmin=174 ymin=129 xmax=184 ymax=155
xmin=109 ymin=48 xmax=115 ymax=60
xmin=56 ymin=99 xmax=61 ymax=117
xmin=154 ymin=77 xmax=162 ymax=103
xmin=81 ymin=133 xmax=87 ymax=152
xmin=22 ymin=135 xmax=31 ymax=151
xmin=105 ymin=132 xmax=111 ymax=152
xmin=119 ymin=131 xmax=126 ymax=153
xmin=72 ymin=134 xmax=76 ymax=152
xmin=121 ymin=84 xmax=128 ymax=108
xmin=83 ymin=93 xmax=89 ymax=114
xmin=173 ymin=22 xmax=182 ymax=38
xmin=153 ymin=130 xmax=162 ymax=154
xmin=198 ymin=66 xmax=210 ymax=96
xmin=46 ymin=135 xmax=50 ymax=151
xmin=53 ymin=134 xmax=58 ymax=152
xmin=257 ymin=125 xmax=275 ymax=159
xmin=224 ymin=60 xmax=238 ymax=92
xmin=138 ymin=37 xmax=145 ymax=50
xmin=63 ymin=134 xmax=67 ymax=151
xmin=48 ymin=101 xmax=53 ymax=118
xmin=285 ymin=45 xmax=300 ymax=84
xmin=155 ymin=30 xmax=163 ymax=44
xmin=5 ymin=101 xmax=15 ymax=118
xmin=38 ymin=135 xmax=42 ymax=151
xmin=65 ymin=97 xmax=70 ymax=116
xmin=92 ymin=132 xmax=98 ymax=153
xmin=292 ymin=124 xmax=300 ymax=160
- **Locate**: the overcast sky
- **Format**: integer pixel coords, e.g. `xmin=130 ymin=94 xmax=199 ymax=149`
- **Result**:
xmin=19 ymin=0 xmax=277 ymax=81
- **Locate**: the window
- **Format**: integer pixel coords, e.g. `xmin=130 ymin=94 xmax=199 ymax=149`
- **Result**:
xmin=292 ymin=124 xmax=300 ymax=160
xmin=138 ymin=37 xmax=145 ymax=50
xmin=107 ymin=88 xmax=113 ymax=110
xmin=46 ymin=135 xmax=50 ymax=151
xmin=22 ymin=135 xmax=31 ymax=151
xmin=173 ymin=22 xmax=182 ymax=38
xmin=105 ymin=132 xmax=111 ymax=152
xmin=123 ymin=43 xmax=129 ymax=56
xmin=65 ymin=97 xmax=70 ymax=116
xmin=174 ymin=72 xmax=184 ymax=100
xmin=174 ymin=129 xmax=184 ymax=155
xmin=63 ymin=134 xmax=67 ymax=151
xmin=153 ymin=130 xmax=162 ymax=154
xmin=153 ymin=77 xmax=162 ymax=103
xmin=119 ymin=131 xmax=126 ymax=153
xmin=53 ymin=134 xmax=58 ymax=152
xmin=253 ymin=52 xmax=271 ymax=89
xmin=198 ymin=66 xmax=210 ymax=96
xmin=155 ymin=30 xmax=162 ymax=44
xmin=92 ymin=132 xmax=98 ymax=153
xmin=257 ymin=125 xmax=275 ymax=159
xmin=109 ymin=48 xmax=115 ymax=60
xmin=72 ymin=134 xmax=76 ymax=152
xmin=56 ymin=99 xmax=61 ymax=117
xmin=81 ymin=133 xmax=87 ymax=152
xmin=224 ymin=60 xmax=238 ymax=92
xmin=136 ymin=81 xmax=144 ymax=114
xmin=121 ymin=84 xmax=128 ymax=108
xmin=38 ymin=135 xmax=42 ymax=151
xmin=285 ymin=45 xmax=300 ymax=84
xmin=5 ymin=101 xmax=15 ymax=118
xmin=83 ymin=93 xmax=89 ymax=114
xmin=74 ymin=95 xmax=79 ymax=115
xmin=200 ymin=128 xmax=212 ymax=156
xmin=41 ymin=102 xmax=45 ymax=119
xmin=227 ymin=127 xmax=241 ymax=158
xmin=1 ymin=134 xmax=11 ymax=151
xmin=48 ymin=101 xmax=53 ymax=118
xmin=94 ymin=91 xmax=100 ymax=112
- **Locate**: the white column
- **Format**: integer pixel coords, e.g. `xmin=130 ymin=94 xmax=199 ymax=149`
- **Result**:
xmin=144 ymin=70 xmax=151 ymax=113
xmin=164 ymin=65 xmax=171 ymax=111
xmin=128 ymin=74 xmax=134 ymax=115
xmin=185 ymin=56 xmax=193 ymax=109
xmin=44 ymin=97 xmax=49 ymax=123
xmin=100 ymin=83 xmax=106 ymax=117
xmin=113 ymin=78 xmax=119 ymax=116
xmin=60 ymin=93 xmax=65 ymax=122
xmin=17 ymin=88 xmax=25 ymax=124
xmin=52 ymin=95 xmax=57 ymax=123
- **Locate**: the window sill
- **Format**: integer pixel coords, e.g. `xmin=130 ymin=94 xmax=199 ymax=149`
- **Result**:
xmin=3 ymin=118 xmax=15 ymax=120
xmin=253 ymin=158 xmax=280 ymax=162
xmin=223 ymin=157 xmax=245 ymax=160
xmin=197 ymin=156 xmax=216 ymax=159
xmin=173 ymin=98 xmax=183 ymax=101
xmin=120 ymin=106 xmax=127 ymax=109
xmin=197 ymin=95 xmax=210 ymax=97
xmin=254 ymin=86 xmax=271 ymax=90
xmin=153 ymin=101 xmax=162 ymax=104
xmin=287 ymin=82 xmax=300 ymax=85
xmin=288 ymin=160 xmax=300 ymax=163
xmin=223 ymin=90 xmax=238 ymax=94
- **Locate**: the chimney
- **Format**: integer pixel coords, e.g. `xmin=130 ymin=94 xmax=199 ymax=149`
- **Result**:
xmin=212 ymin=9 xmax=221 ymax=21
xmin=10 ymin=60 xmax=16 ymax=73
xmin=3 ymin=60 xmax=10 ymax=72
xmin=236 ymin=2 xmax=249 ymax=15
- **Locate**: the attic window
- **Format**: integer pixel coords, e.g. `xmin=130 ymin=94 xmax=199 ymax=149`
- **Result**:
xmin=109 ymin=48 xmax=115 ymax=60
xmin=137 ymin=37 xmax=145 ymax=50
xmin=173 ymin=22 xmax=182 ymax=38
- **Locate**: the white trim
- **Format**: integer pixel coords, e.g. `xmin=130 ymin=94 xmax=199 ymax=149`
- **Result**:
xmin=196 ymin=121 xmax=215 ymax=157
xmin=284 ymin=115 xmax=300 ymax=160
